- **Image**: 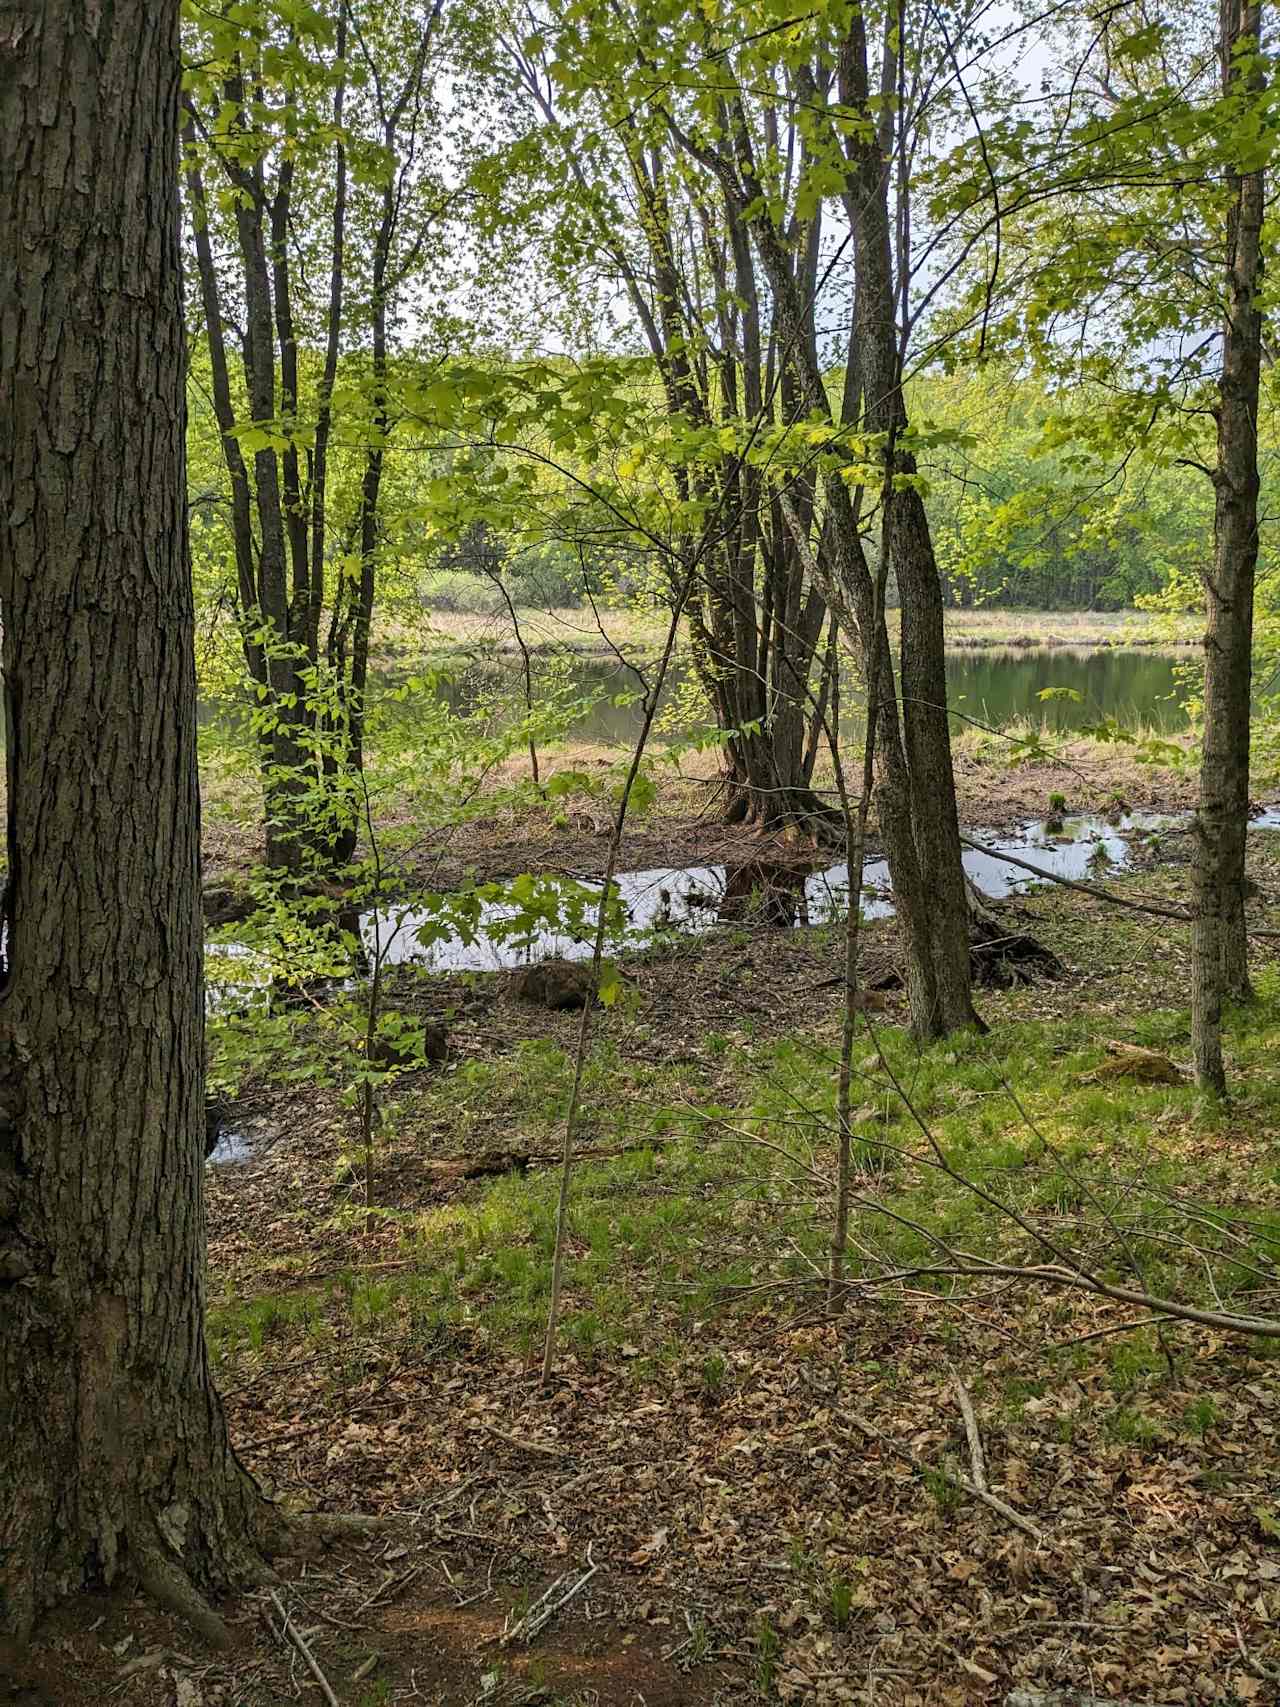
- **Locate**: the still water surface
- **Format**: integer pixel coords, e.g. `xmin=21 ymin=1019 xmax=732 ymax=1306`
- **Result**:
xmin=429 ymin=646 xmax=1191 ymax=746
xmin=361 ymin=809 xmax=1280 ymax=975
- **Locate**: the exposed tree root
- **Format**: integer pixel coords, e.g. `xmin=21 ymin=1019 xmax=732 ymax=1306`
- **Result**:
xmin=719 ymin=859 xmax=814 ymax=927
xmin=966 ymin=884 xmax=1063 ymax=988
xmin=130 ymin=1509 xmax=387 ymax=1649
xmin=135 ymin=1548 xmax=232 ymax=1652
xmin=722 ymin=782 xmax=845 ymax=846
xmin=297 ymin=1512 xmax=387 ymax=1538
xmin=284 ymin=1512 xmax=391 ymax=1556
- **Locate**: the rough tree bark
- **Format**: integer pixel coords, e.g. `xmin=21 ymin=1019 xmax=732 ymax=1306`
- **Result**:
xmin=1192 ymin=0 xmax=1265 ymax=1093
xmin=681 ymin=64 xmax=980 ymax=1037
xmin=0 ymin=0 xmax=274 ymax=1640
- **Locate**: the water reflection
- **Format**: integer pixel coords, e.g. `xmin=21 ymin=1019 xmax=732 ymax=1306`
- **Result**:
xmin=425 ymin=646 xmax=1193 ymax=747
xmin=206 ymin=807 xmax=1279 ymax=1164
xmin=361 ymin=809 xmax=1270 ymax=974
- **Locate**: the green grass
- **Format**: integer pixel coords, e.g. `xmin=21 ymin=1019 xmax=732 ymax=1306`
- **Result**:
xmin=209 ymin=1288 xmax=329 ymax=1362
xmin=211 ymin=966 xmax=1280 ymax=1399
xmin=209 ymin=801 xmax=1280 ymax=1402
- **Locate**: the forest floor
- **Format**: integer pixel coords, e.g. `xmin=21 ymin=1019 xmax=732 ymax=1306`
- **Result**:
xmin=13 ymin=815 xmax=1280 ymax=1706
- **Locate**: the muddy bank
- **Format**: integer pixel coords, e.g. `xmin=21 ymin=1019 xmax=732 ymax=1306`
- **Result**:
xmin=359 ymin=744 xmax=1202 ymax=895
xmin=202 ymin=740 xmax=1200 ymax=894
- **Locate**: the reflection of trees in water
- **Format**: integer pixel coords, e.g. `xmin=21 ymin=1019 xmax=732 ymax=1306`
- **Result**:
xmin=429 ymin=649 xmax=1188 ymax=750
xmin=717 ymin=861 xmax=816 ymax=929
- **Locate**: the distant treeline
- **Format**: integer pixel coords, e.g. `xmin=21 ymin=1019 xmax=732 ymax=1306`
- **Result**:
xmin=411 ymin=371 xmax=1236 ymax=615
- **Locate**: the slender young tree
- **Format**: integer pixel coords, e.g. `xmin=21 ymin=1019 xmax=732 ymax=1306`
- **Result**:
xmin=0 ymin=0 xmax=272 ymax=1640
xmin=936 ymin=0 xmax=1271 ymax=1084
xmin=1193 ymin=0 xmax=1267 ymax=1092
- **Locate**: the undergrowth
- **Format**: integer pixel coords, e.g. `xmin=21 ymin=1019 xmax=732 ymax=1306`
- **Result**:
xmin=210 ymin=966 xmax=1280 ymax=1390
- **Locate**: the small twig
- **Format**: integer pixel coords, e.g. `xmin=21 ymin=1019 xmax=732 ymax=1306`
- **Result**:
xmin=399 ymin=1474 xmax=478 ymax=1521
xmin=948 ymin=1368 xmax=988 ymax=1493
xmin=353 ymin=1566 xmax=422 ymax=1616
xmin=1234 ymin=1614 xmax=1280 ymax=1684
xmin=483 ymin=1422 xmax=571 ymax=1458
xmin=502 ymin=1546 xmax=598 ymax=1644
xmin=269 ymin=1591 xmax=340 ymax=1707
xmin=841 ymin=1412 xmax=1045 ymax=1544
xmin=1047 ymin=1313 xmax=1176 ymax=1351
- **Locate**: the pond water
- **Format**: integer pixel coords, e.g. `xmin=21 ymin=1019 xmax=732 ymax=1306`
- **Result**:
xmin=425 ymin=645 xmax=1191 ymax=747
xmin=206 ymin=807 xmax=1280 ymax=1164
xmin=360 ymin=808 xmax=1280 ymax=975
xmin=207 ymin=1127 xmax=255 ymax=1165
xmin=208 ymin=811 xmax=1201 ymax=1009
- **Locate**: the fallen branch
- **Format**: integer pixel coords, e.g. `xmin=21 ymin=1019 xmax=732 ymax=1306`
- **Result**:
xmin=842 ymin=1412 xmax=1045 ymax=1544
xmin=482 ymin=1422 xmax=571 ymax=1459
xmin=353 ymin=1566 xmax=422 ymax=1616
xmin=958 ymin=833 xmax=1280 ymax=941
xmin=958 ymin=833 xmax=1192 ymax=921
xmin=936 ymin=1257 xmax=1280 ymax=1340
xmin=949 ymin=1370 xmax=988 ymax=1493
xmin=1088 ymin=1041 xmax=1187 ymax=1085
xmin=422 ymin=1138 xmax=676 ymax=1187
xmin=1046 ymin=1313 xmax=1176 ymax=1350
xmin=269 ymin=1590 xmax=339 ymax=1707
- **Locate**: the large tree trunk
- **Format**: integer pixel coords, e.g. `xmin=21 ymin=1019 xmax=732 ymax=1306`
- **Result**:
xmin=1192 ymin=0 xmax=1265 ymax=1093
xmin=0 ymin=0 xmax=270 ymax=1640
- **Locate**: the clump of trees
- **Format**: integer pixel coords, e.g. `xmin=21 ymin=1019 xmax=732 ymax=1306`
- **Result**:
xmin=183 ymin=0 xmax=456 ymax=876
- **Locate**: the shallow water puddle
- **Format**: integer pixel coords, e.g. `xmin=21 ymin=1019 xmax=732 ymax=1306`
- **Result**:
xmin=207 ymin=806 xmax=1280 ymax=1163
xmin=363 ymin=809 xmax=1279 ymax=974
xmin=207 ymin=1127 xmax=255 ymax=1165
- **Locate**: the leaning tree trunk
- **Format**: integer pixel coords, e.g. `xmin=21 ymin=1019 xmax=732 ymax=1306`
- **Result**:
xmin=0 ymin=0 xmax=272 ymax=1640
xmin=1192 ymin=0 xmax=1265 ymax=1094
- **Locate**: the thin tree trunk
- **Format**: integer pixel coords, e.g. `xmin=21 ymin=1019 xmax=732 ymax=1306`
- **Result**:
xmin=308 ymin=10 xmax=349 ymax=667
xmin=334 ymin=150 xmax=394 ymax=867
xmin=182 ymin=106 xmax=273 ymax=792
xmin=1193 ymin=0 xmax=1265 ymax=1092
xmin=182 ymin=114 xmax=261 ymax=644
xmin=829 ymin=505 xmax=890 ymax=1302
xmin=270 ymin=88 xmax=312 ymax=640
xmin=0 ymin=0 xmax=271 ymax=1640
xmin=840 ymin=5 xmax=980 ymax=1034
xmin=221 ymin=70 xmax=308 ymax=876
